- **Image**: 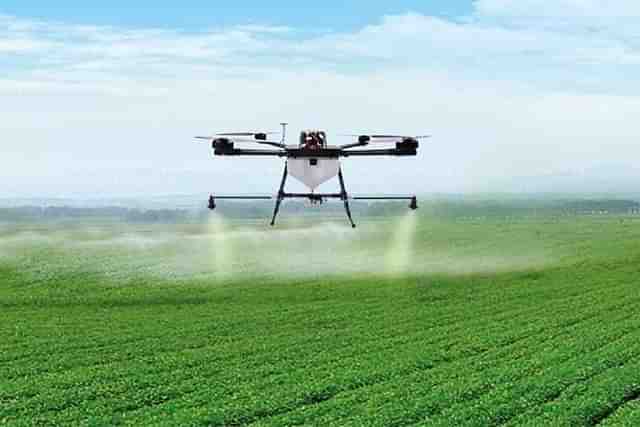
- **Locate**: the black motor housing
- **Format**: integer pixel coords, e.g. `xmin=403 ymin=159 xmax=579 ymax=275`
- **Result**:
xmin=213 ymin=138 xmax=234 ymax=155
xmin=396 ymin=138 xmax=419 ymax=155
xmin=409 ymin=196 xmax=418 ymax=210
xmin=358 ymin=135 xmax=371 ymax=144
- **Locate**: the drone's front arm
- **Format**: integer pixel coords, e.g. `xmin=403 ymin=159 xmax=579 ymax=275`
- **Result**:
xmin=340 ymin=138 xmax=419 ymax=157
xmin=341 ymin=148 xmax=417 ymax=157
xmin=215 ymin=148 xmax=287 ymax=157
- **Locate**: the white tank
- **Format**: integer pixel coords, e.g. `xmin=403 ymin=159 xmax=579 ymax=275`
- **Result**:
xmin=287 ymin=158 xmax=340 ymax=190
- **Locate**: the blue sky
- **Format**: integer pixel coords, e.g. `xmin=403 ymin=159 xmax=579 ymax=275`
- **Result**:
xmin=1 ymin=1 xmax=639 ymax=197
xmin=0 ymin=1 xmax=473 ymax=29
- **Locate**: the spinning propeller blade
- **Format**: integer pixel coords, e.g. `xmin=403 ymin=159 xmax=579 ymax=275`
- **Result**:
xmin=340 ymin=134 xmax=431 ymax=141
xmin=195 ymin=132 xmax=281 ymax=144
xmin=233 ymin=138 xmax=285 ymax=144
xmin=369 ymin=134 xmax=431 ymax=139
xmin=215 ymin=132 xmax=279 ymax=137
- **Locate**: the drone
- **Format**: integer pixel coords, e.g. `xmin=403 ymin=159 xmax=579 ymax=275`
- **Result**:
xmin=196 ymin=123 xmax=428 ymax=228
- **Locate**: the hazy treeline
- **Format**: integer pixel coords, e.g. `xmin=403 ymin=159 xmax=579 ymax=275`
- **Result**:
xmin=421 ymin=198 xmax=640 ymax=218
xmin=0 ymin=198 xmax=639 ymax=223
xmin=0 ymin=206 xmax=194 ymax=223
xmin=0 ymin=202 xmax=408 ymax=223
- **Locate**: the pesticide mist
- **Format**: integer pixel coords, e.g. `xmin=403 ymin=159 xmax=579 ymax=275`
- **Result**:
xmin=385 ymin=211 xmax=418 ymax=275
xmin=207 ymin=213 xmax=233 ymax=279
xmin=0 ymin=212 xmax=552 ymax=282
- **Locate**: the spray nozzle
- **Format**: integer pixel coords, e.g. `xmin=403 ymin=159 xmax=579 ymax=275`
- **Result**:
xmin=409 ymin=197 xmax=418 ymax=210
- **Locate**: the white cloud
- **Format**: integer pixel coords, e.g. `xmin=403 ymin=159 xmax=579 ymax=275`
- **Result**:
xmin=473 ymin=0 xmax=640 ymax=45
xmin=0 ymin=38 xmax=51 ymax=52
xmin=475 ymin=0 xmax=640 ymax=18
xmin=2 ymin=9 xmax=639 ymax=88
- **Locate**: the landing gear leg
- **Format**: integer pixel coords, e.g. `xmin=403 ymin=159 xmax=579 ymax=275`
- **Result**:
xmin=338 ymin=168 xmax=356 ymax=228
xmin=270 ymin=163 xmax=288 ymax=226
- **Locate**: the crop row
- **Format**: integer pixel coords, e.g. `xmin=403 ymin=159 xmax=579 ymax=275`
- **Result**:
xmin=4 ymin=278 xmax=638 ymax=425
xmin=2 ymin=266 xmax=632 ymax=393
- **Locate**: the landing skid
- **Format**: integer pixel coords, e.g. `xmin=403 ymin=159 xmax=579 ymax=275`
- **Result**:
xmin=207 ymin=162 xmax=418 ymax=227
xmin=269 ymin=163 xmax=356 ymax=227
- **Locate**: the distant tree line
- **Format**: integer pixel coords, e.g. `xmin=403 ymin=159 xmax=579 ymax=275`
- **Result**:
xmin=0 ymin=206 xmax=193 ymax=223
xmin=1 ymin=199 xmax=639 ymax=223
xmin=420 ymin=199 xmax=640 ymax=218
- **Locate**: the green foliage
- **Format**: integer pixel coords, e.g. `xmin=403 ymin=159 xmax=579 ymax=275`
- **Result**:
xmin=2 ymin=215 xmax=640 ymax=425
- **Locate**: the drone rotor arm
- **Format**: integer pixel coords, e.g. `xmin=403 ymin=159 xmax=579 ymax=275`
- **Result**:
xmin=216 ymin=147 xmax=287 ymax=157
xmin=341 ymin=147 xmax=417 ymax=157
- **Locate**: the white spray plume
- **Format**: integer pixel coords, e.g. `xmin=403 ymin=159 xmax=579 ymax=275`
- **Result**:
xmin=385 ymin=211 xmax=418 ymax=276
xmin=207 ymin=212 xmax=233 ymax=279
xmin=0 ymin=216 xmax=552 ymax=281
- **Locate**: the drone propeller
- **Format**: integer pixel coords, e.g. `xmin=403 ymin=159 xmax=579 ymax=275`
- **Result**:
xmin=233 ymin=138 xmax=285 ymax=144
xmin=195 ymin=131 xmax=281 ymax=143
xmin=338 ymin=134 xmax=430 ymax=149
xmin=340 ymin=134 xmax=431 ymax=140
xmin=338 ymin=133 xmax=430 ymax=150
xmin=215 ymin=132 xmax=279 ymax=137
xmin=195 ymin=133 xmax=286 ymax=149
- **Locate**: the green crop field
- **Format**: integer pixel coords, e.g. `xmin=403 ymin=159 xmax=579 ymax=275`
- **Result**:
xmin=2 ymin=212 xmax=640 ymax=426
